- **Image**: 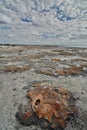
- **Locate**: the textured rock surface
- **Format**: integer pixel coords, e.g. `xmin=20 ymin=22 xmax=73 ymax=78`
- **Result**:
xmin=16 ymin=83 xmax=77 ymax=129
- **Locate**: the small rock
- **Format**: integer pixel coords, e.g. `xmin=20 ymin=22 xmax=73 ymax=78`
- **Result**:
xmin=13 ymin=88 xmax=16 ymax=91
xmin=23 ymin=86 xmax=29 ymax=90
xmin=81 ymin=91 xmax=85 ymax=94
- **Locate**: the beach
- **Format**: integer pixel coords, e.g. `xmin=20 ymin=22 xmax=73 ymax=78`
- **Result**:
xmin=0 ymin=45 xmax=87 ymax=130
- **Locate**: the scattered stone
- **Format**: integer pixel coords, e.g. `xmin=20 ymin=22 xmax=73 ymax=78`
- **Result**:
xmin=58 ymin=51 xmax=74 ymax=56
xmin=29 ymin=81 xmax=53 ymax=88
xmin=55 ymin=65 xmax=84 ymax=76
xmin=71 ymin=58 xmax=87 ymax=62
xmin=81 ymin=91 xmax=85 ymax=94
xmin=35 ymin=65 xmax=84 ymax=77
xmin=23 ymin=86 xmax=29 ymax=90
xmin=13 ymin=88 xmax=16 ymax=91
xmin=51 ymin=58 xmax=62 ymax=62
xmin=3 ymin=65 xmax=31 ymax=73
xmin=35 ymin=69 xmax=57 ymax=77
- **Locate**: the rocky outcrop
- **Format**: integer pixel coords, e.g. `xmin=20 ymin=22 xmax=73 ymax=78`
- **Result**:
xmin=1 ymin=65 xmax=31 ymax=72
xmin=16 ymin=83 xmax=77 ymax=129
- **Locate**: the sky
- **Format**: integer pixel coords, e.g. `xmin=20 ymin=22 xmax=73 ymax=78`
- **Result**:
xmin=0 ymin=0 xmax=87 ymax=46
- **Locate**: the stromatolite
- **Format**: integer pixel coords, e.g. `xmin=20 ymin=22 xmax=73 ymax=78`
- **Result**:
xmin=16 ymin=83 xmax=78 ymax=129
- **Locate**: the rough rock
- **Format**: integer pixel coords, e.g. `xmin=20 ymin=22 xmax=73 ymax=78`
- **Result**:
xmin=1 ymin=65 xmax=31 ymax=72
xmin=55 ymin=65 xmax=84 ymax=76
xmin=16 ymin=83 xmax=77 ymax=129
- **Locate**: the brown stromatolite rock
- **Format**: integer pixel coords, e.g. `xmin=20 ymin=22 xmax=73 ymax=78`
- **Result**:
xmin=16 ymin=83 xmax=77 ymax=129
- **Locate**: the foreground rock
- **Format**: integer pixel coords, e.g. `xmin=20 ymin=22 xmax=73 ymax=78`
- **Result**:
xmin=16 ymin=83 xmax=77 ymax=129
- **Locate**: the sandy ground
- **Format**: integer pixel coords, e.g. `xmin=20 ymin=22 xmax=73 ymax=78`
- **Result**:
xmin=0 ymin=45 xmax=87 ymax=130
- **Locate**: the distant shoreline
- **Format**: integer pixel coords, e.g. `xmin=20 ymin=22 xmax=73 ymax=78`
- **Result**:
xmin=0 ymin=43 xmax=87 ymax=49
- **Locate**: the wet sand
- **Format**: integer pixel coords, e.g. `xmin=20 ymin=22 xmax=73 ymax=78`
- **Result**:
xmin=0 ymin=45 xmax=87 ymax=130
